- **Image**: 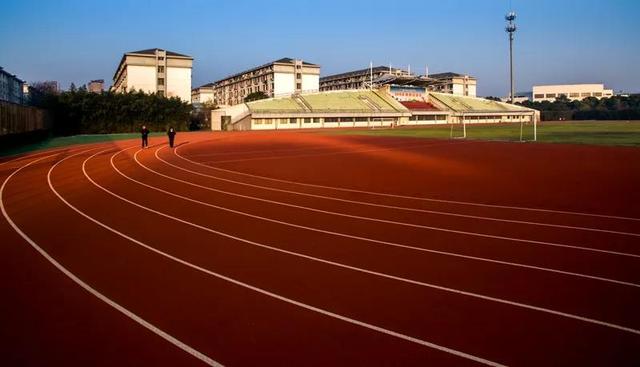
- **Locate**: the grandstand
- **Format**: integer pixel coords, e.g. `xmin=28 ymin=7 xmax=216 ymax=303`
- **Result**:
xmin=211 ymin=88 xmax=538 ymax=131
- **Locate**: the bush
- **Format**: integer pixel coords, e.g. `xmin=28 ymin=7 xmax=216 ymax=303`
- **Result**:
xmin=32 ymin=89 xmax=191 ymax=135
xmin=519 ymin=95 xmax=640 ymax=121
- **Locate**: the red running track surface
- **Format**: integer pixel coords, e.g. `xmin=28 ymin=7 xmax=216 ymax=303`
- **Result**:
xmin=1 ymin=131 xmax=639 ymax=366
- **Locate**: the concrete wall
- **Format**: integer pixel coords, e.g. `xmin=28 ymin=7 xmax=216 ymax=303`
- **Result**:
xmin=166 ymin=66 xmax=192 ymax=103
xmin=467 ymin=85 xmax=477 ymax=97
xmin=127 ymin=65 xmax=157 ymax=93
xmin=274 ymin=72 xmax=295 ymax=95
xmin=452 ymin=84 xmax=464 ymax=96
xmin=302 ymin=74 xmax=319 ymax=92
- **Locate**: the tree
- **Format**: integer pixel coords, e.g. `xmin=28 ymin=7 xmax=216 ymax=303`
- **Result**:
xmin=31 ymin=81 xmax=59 ymax=95
xmin=484 ymin=96 xmax=502 ymax=101
xmin=69 ymin=83 xmax=77 ymax=92
xmin=244 ymin=91 xmax=268 ymax=102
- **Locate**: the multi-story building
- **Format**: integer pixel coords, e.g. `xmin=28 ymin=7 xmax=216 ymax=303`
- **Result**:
xmin=320 ymin=67 xmax=477 ymax=97
xmin=0 ymin=66 xmax=25 ymax=104
xmin=532 ymin=84 xmax=613 ymax=102
xmin=110 ymin=48 xmax=193 ymax=102
xmin=191 ymin=83 xmax=215 ymax=104
xmin=320 ymin=66 xmax=411 ymax=91
xmin=210 ymin=58 xmax=320 ymax=106
xmin=87 ymin=79 xmax=104 ymax=93
xmin=427 ymin=72 xmax=477 ymax=97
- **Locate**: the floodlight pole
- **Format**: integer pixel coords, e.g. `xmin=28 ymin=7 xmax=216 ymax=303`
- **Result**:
xmin=505 ymin=12 xmax=517 ymax=104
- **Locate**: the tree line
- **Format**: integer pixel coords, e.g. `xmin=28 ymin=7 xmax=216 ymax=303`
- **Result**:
xmin=31 ymin=86 xmax=192 ymax=135
xmin=518 ymin=95 xmax=640 ymax=121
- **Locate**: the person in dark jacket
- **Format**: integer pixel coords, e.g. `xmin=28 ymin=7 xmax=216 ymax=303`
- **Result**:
xmin=167 ymin=127 xmax=176 ymax=148
xmin=141 ymin=125 xmax=150 ymax=148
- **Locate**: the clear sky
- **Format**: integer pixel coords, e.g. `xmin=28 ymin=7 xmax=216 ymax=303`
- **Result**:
xmin=1 ymin=0 xmax=638 ymax=96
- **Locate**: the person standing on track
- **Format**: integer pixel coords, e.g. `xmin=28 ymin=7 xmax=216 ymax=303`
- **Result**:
xmin=141 ymin=125 xmax=150 ymax=148
xmin=167 ymin=127 xmax=176 ymax=148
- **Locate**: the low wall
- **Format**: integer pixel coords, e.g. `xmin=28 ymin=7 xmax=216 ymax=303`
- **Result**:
xmin=0 ymin=101 xmax=52 ymax=136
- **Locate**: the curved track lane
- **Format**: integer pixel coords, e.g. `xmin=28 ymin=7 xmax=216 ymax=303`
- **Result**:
xmin=2 ymin=132 xmax=639 ymax=366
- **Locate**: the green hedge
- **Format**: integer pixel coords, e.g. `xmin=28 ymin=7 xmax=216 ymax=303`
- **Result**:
xmin=33 ymin=90 xmax=191 ymax=135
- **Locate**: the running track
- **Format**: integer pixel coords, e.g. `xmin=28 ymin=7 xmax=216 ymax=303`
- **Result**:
xmin=1 ymin=131 xmax=639 ymax=366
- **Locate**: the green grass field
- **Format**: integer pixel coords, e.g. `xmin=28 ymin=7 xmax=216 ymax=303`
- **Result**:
xmin=0 ymin=132 xmax=168 ymax=158
xmin=325 ymin=121 xmax=640 ymax=147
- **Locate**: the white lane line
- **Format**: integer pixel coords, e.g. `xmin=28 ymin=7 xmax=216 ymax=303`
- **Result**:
xmin=92 ymin=148 xmax=640 ymax=336
xmin=0 ymin=150 xmax=222 ymax=367
xmin=174 ymin=142 xmax=640 ymax=222
xmin=150 ymin=147 xmax=640 ymax=259
xmin=51 ymin=150 xmax=508 ymax=367
xmin=157 ymin=147 xmax=640 ymax=238
xmin=114 ymin=147 xmax=640 ymax=289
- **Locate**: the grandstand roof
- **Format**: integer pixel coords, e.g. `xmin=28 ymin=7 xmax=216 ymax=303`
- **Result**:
xmin=429 ymin=92 xmax=532 ymax=113
xmin=320 ymin=66 xmax=407 ymax=82
xmin=428 ymin=72 xmax=474 ymax=80
xmin=247 ymin=90 xmax=409 ymax=114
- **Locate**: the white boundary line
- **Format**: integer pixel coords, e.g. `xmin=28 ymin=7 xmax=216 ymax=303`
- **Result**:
xmin=85 ymin=147 xmax=640 ymax=336
xmin=174 ymin=141 xmax=640 ymax=222
xmin=109 ymin=147 xmax=640 ymax=289
xmin=0 ymin=150 xmax=223 ymax=367
xmin=148 ymin=147 xmax=640 ymax=259
xmin=155 ymin=146 xmax=640 ymax=237
xmin=48 ymin=148 xmax=508 ymax=367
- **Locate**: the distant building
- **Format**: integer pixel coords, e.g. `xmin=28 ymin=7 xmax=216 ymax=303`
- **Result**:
xmin=320 ymin=67 xmax=477 ymax=97
xmin=87 ymin=79 xmax=104 ymax=93
xmin=209 ymin=58 xmax=320 ymax=106
xmin=532 ymin=84 xmax=613 ymax=102
xmin=191 ymin=83 xmax=214 ymax=104
xmin=320 ymin=66 xmax=410 ymax=91
xmin=428 ymin=72 xmax=477 ymax=97
xmin=110 ymin=48 xmax=193 ymax=102
xmin=0 ymin=66 xmax=25 ymax=104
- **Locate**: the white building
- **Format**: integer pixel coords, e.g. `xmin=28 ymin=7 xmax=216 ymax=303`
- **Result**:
xmin=532 ymin=84 xmax=613 ymax=102
xmin=0 ymin=66 xmax=25 ymax=104
xmin=210 ymin=58 xmax=320 ymax=106
xmin=111 ymin=48 xmax=193 ymax=103
xmin=192 ymin=83 xmax=214 ymax=104
xmin=428 ymin=72 xmax=477 ymax=97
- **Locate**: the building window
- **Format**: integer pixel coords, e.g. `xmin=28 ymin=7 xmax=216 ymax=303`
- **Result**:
xmin=158 ymin=66 xmax=164 ymax=73
xmin=594 ymin=92 xmax=602 ymax=97
xmin=296 ymin=83 xmax=302 ymax=89
xmin=158 ymin=78 xmax=165 ymax=86
xmin=158 ymin=56 xmax=164 ymax=61
xmin=569 ymin=93 xmax=579 ymax=98
xmin=157 ymin=90 xmax=164 ymax=96
xmin=304 ymin=118 xmax=311 ymax=123
xmin=296 ymin=73 xmax=301 ymax=80
xmin=534 ymin=94 xmax=544 ymax=99
xmin=289 ymin=118 xmax=297 ymax=124
xmin=581 ymin=92 xmax=591 ymax=97
xmin=296 ymin=64 xmax=301 ymax=69
xmin=545 ymin=93 xmax=556 ymax=98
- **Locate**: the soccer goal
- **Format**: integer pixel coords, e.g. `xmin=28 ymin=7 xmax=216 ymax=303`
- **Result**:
xmin=449 ymin=114 xmax=538 ymax=142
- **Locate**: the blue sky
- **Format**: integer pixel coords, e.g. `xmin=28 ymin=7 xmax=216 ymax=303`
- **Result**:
xmin=1 ymin=0 xmax=638 ymax=96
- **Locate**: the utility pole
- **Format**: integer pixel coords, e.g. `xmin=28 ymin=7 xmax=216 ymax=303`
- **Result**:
xmin=505 ymin=11 xmax=517 ymax=104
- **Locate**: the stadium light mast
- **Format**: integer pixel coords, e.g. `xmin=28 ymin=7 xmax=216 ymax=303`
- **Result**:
xmin=505 ymin=11 xmax=517 ymax=104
